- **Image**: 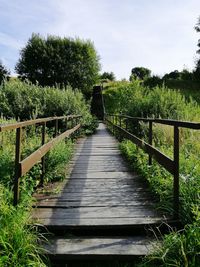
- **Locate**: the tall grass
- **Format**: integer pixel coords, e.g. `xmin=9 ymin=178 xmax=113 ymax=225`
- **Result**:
xmin=0 ymin=185 xmax=47 ymax=267
xmin=0 ymin=79 xmax=96 ymax=132
xmin=104 ymin=80 xmax=200 ymax=266
xmin=0 ymin=116 xmax=78 ymax=266
xmin=0 ymin=80 xmax=98 ymax=266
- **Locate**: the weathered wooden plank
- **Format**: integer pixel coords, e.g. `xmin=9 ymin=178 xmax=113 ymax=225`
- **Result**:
xmin=74 ymin=153 xmax=121 ymax=156
xmin=70 ymin=168 xmax=131 ymax=173
xmin=60 ymin=188 xmax=151 ymax=195
xmin=34 ymin=217 xmax=163 ymax=226
xmin=69 ymin=172 xmax=139 ymax=179
xmin=70 ymin=163 xmax=129 ymax=169
xmin=35 ymin=201 xmax=155 ymax=209
xmin=44 ymin=237 xmax=156 ymax=259
xmin=33 ymin=206 xmax=157 ymax=219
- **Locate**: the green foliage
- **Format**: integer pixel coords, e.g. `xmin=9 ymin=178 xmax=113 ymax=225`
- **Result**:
xmin=45 ymin=139 xmax=74 ymax=183
xmin=143 ymin=75 xmax=163 ymax=88
xmin=139 ymin=220 xmax=200 ymax=267
xmin=130 ymin=67 xmax=151 ymax=81
xmin=105 ymin=80 xmax=200 ymax=266
xmin=0 ymin=80 xmax=96 ymax=132
xmin=104 ymin=80 xmax=200 ymax=121
xmin=15 ymin=33 xmax=101 ymax=96
xmin=0 ymin=185 xmax=46 ymax=267
xmin=0 ymin=60 xmax=10 ymax=85
xmin=195 ymin=16 xmax=200 ymax=73
xmin=100 ymin=71 xmax=116 ymax=81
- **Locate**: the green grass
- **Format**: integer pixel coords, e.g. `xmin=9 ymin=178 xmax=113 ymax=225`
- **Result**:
xmin=0 ymin=81 xmax=98 ymax=266
xmin=0 ymin=185 xmax=47 ymax=267
xmin=104 ymin=80 xmax=200 ymax=266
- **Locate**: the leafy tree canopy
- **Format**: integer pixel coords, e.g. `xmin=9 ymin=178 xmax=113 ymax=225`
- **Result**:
xmin=0 ymin=60 xmax=10 ymax=84
xmin=195 ymin=16 xmax=200 ymax=75
xmin=15 ymin=34 xmax=101 ymax=96
xmin=100 ymin=72 xmax=116 ymax=81
xmin=130 ymin=67 xmax=151 ymax=81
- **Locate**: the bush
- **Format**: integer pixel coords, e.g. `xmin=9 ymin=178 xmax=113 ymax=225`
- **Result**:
xmin=105 ymin=80 xmax=200 ymax=266
xmin=0 ymin=184 xmax=46 ymax=267
xmin=0 ymin=60 xmax=10 ymax=85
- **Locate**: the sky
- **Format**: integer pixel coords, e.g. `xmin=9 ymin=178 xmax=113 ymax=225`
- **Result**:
xmin=0 ymin=0 xmax=200 ymax=80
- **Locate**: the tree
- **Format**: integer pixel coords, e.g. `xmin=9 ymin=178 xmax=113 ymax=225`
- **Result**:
xmin=0 ymin=60 xmax=10 ymax=85
xmin=195 ymin=16 xmax=200 ymax=79
xmin=144 ymin=75 xmax=163 ymax=87
xmin=130 ymin=67 xmax=151 ymax=81
xmin=163 ymin=70 xmax=181 ymax=80
xmin=15 ymin=34 xmax=101 ymax=96
xmin=100 ymin=72 xmax=116 ymax=81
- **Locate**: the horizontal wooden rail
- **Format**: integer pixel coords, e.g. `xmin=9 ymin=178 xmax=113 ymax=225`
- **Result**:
xmin=105 ymin=113 xmax=200 ymax=219
xmin=106 ymin=113 xmax=200 ymax=129
xmin=0 ymin=115 xmax=81 ymax=132
xmin=0 ymin=115 xmax=82 ymax=206
xmin=113 ymin=124 xmax=174 ymax=174
xmin=20 ymin=124 xmax=81 ymax=177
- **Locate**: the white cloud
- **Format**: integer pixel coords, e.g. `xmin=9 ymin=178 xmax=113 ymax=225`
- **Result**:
xmin=0 ymin=0 xmax=200 ymax=78
xmin=0 ymin=32 xmax=23 ymax=50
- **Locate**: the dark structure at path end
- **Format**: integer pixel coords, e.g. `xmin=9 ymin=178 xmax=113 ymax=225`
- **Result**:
xmin=91 ymin=86 xmax=104 ymax=120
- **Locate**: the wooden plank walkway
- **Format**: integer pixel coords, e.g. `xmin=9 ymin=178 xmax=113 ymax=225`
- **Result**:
xmin=33 ymin=123 xmax=163 ymax=261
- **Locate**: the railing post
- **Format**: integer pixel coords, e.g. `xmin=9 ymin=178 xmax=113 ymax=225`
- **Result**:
xmin=148 ymin=121 xmax=153 ymax=165
xmin=173 ymin=126 xmax=179 ymax=219
xmin=40 ymin=122 xmax=46 ymax=186
xmin=125 ymin=119 xmax=128 ymax=131
xmin=66 ymin=117 xmax=68 ymax=130
xmin=116 ymin=115 xmax=118 ymax=138
xmin=112 ymin=115 xmax=115 ymax=134
xmin=13 ymin=127 xmax=22 ymax=206
xmin=119 ymin=116 xmax=122 ymax=141
xmin=55 ymin=119 xmax=58 ymax=137
xmin=75 ymin=116 xmax=79 ymax=137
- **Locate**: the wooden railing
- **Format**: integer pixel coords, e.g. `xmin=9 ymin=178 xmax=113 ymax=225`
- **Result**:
xmin=105 ymin=113 xmax=200 ymax=219
xmin=0 ymin=115 xmax=82 ymax=206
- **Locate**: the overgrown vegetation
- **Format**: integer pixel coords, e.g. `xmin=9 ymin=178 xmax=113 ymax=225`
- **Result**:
xmin=0 ymin=185 xmax=47 ymax=267
xmin=0 ymin=79 xmax=98 ymax=266
xmin=0 ymin=60 xmax=10 ymax=85
xmin=103 ymin=80 xmax=200 ymax=266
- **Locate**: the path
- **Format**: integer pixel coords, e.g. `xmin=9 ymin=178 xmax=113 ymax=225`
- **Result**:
xmin=33 ymin=123 xmax=164 ymax=263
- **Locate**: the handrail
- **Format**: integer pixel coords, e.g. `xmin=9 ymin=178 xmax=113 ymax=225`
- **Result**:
xmin=105 ymin=113 xmax=200 ymax=129
xmin=105 ymin=113 xmax=200 ymax=219
xmin=0 ymin=115 xmax=82 ymax=205
xmin=0 ymin=115 xmax=81 ymax=132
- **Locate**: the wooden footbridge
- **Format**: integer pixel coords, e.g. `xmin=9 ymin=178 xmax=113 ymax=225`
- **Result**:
xmin=1 ymin=111 xmax=198 ymax=264
xmin=33 ymin=122 xmax=163 ymax=262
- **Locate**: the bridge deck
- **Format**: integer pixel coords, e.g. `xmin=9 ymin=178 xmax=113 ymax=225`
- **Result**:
xmin=33 ymin=123 xmax=163 ymax=260
xmin=34 ymin=123 xmax=162 ymax=228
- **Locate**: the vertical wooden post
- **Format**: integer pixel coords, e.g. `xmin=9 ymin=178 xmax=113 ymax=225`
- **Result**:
xmin=115 ymin=115 xmax=118 ymax=137
xmin=40 ymin=122 xmax=46 ymax=186
xmin=119 ymin=116 xmax=122 ymax=140
xmin=148 ymin=121 xmax=153 ymax=165
xmin=112 ymin=115 xmax=115 ymax=134
xmin=71 ymin=117 xmax=74 ymax=140
xmin=66 ymin=117 xmax=68 ymax=130
xmin=75 ymin=117 xmax=78 ymax=137
xmin=173 ymin=126 xmax=179 ymax=219
xmin=13 ymin=127 xmax=22 ymax=206
xmin=55 ymin=119 xmax=58 ymax=137
xmin=65 ymin=118 xmax=68 ymax=144
xmin=125 ymin=119 xmax=128 ymax=131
